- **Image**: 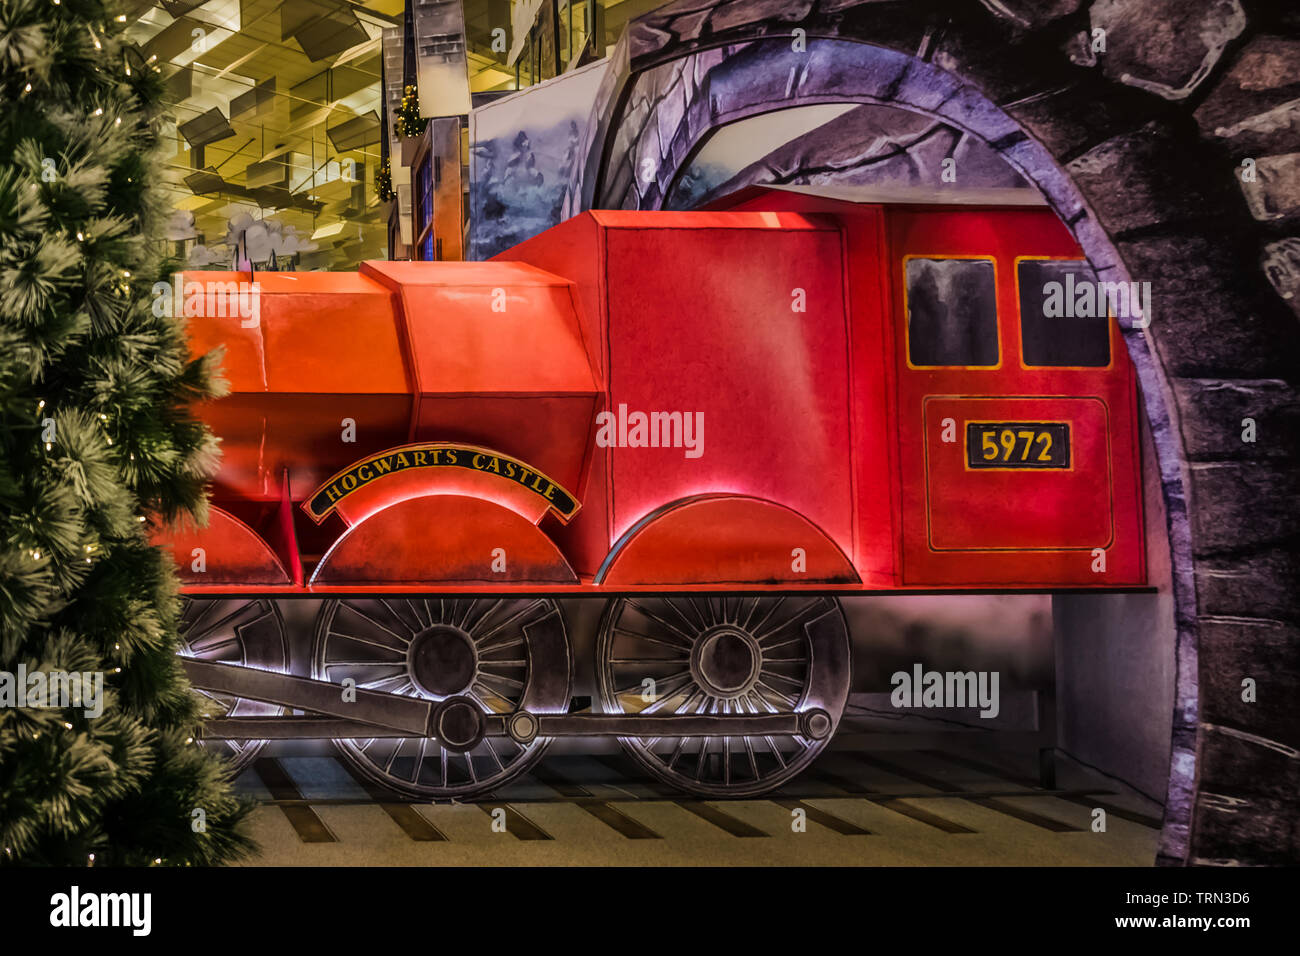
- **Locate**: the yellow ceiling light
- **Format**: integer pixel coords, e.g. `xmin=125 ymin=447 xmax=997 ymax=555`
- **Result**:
xmin=310 ymin=221 xmax=346 ymax=241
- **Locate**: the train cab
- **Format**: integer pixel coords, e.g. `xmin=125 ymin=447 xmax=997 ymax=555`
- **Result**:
xmin=708 ymin=185 xmax=1145 ymax=589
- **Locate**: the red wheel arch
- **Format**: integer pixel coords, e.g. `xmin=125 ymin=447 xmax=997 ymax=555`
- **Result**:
xmin=596 ymin=494 xmax=859 ymax=586
xmin=154 ymin=507 xmax=291 ymax=586
xmin=310 ymin=494 xmax=578 ymax=586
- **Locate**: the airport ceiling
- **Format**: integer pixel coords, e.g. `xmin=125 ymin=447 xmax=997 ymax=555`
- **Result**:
xmin=125 ymin=0 xmax=672 ymax=268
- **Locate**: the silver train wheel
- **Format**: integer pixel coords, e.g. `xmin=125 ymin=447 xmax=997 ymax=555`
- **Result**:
xmin=178 ymin=597 xmax=288 ymax=775
xmin=596 ymin=596 xmax=850 ymax=797
xmin=313 ymin=597 xmax=570 ymax=799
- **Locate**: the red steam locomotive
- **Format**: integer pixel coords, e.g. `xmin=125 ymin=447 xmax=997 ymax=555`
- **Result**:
xmin=160 ymin=189 xmax=1145 ymax=798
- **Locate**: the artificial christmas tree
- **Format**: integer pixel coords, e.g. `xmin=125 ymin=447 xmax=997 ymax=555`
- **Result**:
xmin=0 ymin=0 xmax=254 ymax=864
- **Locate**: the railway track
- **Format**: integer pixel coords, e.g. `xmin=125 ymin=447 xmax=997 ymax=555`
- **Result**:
xmin=233 ymin=747 xmax=1163 ymax=863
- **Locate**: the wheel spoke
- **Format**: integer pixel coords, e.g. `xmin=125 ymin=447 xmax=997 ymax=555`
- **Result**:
xmin=471 ymin=681 xmax=516 ymax=712
xmin=325 ymin=660 xmax=402 ymax=669
xmin=762 ymin=670 xmax=806 ymax=690
xmin=383 ymin=739 xmax=403 ymax=774
xmin=613 ymin=626 xmax=690 ymax=655
xmin=475 ymin=599 xmax=545 ymax=648
xmin=477 ymin=671 xmax=524 ymax=691
xmin=612 ymin=667 xmax=691 ymax=700
xmin=484 ymin=738 xmax=506 ymax=773
xmin=744 ymin=597 xmax=785 ymax=639
xmin=662 ymin=599 xmax=703 ymax=639
xmin=189 ymin=635 xmax=240 ymax=657
xmin=358 ymin=675 xmax=414 ymax=693
xmin=464 ymin=598 xmax=505 ymax=635
xmin=341 ymin=604 xmax=412 ymax=646
xmin=330 ymin=631 xmax=409 ymax=655
xmin=755 ymin=679 xmax=798 ymax=707
xmin=411 ymin=737 xmax=428 ymax=782
xmin=756 ymin=598 xmax=827 ymax=643
xmin=625 ymin=601 xmax=695 ymax=646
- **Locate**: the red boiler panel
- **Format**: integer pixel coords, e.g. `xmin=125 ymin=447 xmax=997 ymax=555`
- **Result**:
xmin=598 ymin=211 xmax=855 ymax=560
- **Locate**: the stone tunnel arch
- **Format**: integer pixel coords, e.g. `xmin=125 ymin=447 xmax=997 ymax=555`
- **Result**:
xmin=565 ymin=1 xmax=1300 ymax=866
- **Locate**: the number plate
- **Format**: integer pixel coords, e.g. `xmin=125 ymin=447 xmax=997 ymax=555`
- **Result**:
xmin=966 ymin=422 xmax=1070 ymax=469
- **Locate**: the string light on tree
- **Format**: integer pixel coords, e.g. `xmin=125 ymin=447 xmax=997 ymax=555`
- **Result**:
xmin=394 ymin=85 xmax=427 ymax=139
xmin=0 ymin=0 xmax=256 ymax=867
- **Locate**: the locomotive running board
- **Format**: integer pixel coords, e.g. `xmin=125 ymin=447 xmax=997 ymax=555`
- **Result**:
xmin=183 ymin=659 xmax=828 ymax=743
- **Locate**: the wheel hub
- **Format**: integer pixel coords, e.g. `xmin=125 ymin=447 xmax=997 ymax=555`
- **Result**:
xmin=691 ymin=625 xmax=761 ymax=698
xmin=407 ymin=624 xmax=478 ymax=698
xmin=435 ymin=696 xmax=486 ymax=753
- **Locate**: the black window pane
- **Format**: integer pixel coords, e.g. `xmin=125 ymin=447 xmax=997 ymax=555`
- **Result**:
xmin=1018 ymin=259 xmax=1111 ymax=367
xmin=906 ymin=258 xmax=999 ymax=367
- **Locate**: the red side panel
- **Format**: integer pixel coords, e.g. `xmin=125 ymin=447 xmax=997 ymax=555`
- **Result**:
xmin=492 ymin=213 xmax=611 ymax=580
xmin=700 ymin=190 xmax=904 ymax=587
xmin=311 ymin=495 xmax=578 ymax=585
xmin=155 ymin=507 xmax=291 ymax=586
xmin=597 ymin=495 xmax=858 ymax=585
xmin=598 ymin=212 xmax=856 ymax=563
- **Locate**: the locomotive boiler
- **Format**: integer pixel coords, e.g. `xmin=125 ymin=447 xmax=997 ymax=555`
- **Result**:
xmin=161 ymin=190 xmax=1147 ymax=798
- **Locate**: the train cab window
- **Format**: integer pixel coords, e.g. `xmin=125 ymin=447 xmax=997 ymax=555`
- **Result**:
xmin=1017 ymin=259 xmax=1111 ymax=367
xmin=905 ymin=257 xmax=999 ymax=367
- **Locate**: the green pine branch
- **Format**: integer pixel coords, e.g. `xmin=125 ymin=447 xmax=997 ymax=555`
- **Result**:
xmin=0 ymin=0 xmax=255 ymax=866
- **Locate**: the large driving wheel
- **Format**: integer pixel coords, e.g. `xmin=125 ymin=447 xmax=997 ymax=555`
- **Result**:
xmin=596 ymin=596 xmax=850 ymax=797
xmin=313 ymin=597 xmax=570 ymax=799
xmin=178 ymin=598 xmax=289 ymax=775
